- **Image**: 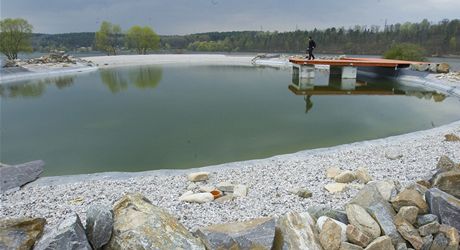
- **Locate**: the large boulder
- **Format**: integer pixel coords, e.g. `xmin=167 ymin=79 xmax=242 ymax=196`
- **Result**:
xmin=391 ymin=189 xmax=428 ymax=214
xmin=0 ymin=217 xmax=46 ymax=250
xmin=431 ymin=170 xmax=460 ymax=198
xmin=346 ymin=204 xmax=381 ymax=241
xmin=106 ymin=193 xmax=205 ymax=250
xmin=195 ymin=217 xmax=275 ymax=250
xmin=364 ymin=236 xmax=395 ymax=250
xmin=316 ymin=216 xmax=347 ymax=242
xmin=436 ymin=63 xmax=450 ymax=73
xmin=438 ymin=224 xmax=460 ymax=249
xmin=351 ymin=181 xmax=396 ymax=206
xmin=435 ymin=155 xmax=457 ymax=172
xmin=273 ymin=212 xmax=322 ymax=250
xmin=346 ymin=224 xmax=372 ymax=248
xmin=34 ymin=213 xmax=91 ymax=250
xmin=425 ymin=188 xmax=460 ymax=231
xmin=394 ymin=217 xmax=423 ymax=250
xmin=85 ymin=204 xmax=113 ymax=249
xmin=0 ymin=160 xmax=44 ymax=193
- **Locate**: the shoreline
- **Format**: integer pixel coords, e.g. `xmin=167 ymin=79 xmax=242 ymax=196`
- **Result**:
xmin=1 ymin=54 xmax=460 ymax=231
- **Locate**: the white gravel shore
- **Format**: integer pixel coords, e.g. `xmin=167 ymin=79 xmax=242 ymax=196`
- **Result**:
xmin=1 ymin=54 xmax=460 ymax=231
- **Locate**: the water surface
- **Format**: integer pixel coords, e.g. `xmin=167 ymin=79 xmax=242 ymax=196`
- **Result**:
xmin=1 ymin=65 xmax=460 ymax=176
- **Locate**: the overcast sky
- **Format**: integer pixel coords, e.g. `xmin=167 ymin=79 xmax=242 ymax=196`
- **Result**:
xmin=1 ymin=0 xmax=459 ymax=35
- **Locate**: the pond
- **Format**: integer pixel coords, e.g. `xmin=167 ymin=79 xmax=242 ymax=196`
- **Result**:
xmin=1 ymin=64 xmax=460 ymax=176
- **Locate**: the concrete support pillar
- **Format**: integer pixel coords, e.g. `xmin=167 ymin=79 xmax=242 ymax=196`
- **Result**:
xmin=330 ymin=66 xmax=357 ymax=79
xmin=299 ymin=65 xmax=315 ymax=79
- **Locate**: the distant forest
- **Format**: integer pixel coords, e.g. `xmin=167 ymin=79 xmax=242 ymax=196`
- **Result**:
xmin=31 ymin=19 xmax=460 ymax=56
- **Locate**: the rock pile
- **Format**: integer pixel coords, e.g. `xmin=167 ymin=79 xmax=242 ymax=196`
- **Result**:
xmin=1 ymin=155 xmax=459 ymax=249
xmin=2 ymin=53 xmax=94 ymax=68
xmin=410 ymin=63 xmax=451 ymax=74
xmin=436 ymin=72 xmax=460 ymax=82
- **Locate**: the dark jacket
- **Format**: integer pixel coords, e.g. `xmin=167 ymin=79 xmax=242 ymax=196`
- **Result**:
xmin=308 ymin=40 xmax=316 ymax=49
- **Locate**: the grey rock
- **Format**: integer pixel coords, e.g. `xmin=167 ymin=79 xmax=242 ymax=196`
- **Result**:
xmin=319 ymin=219 xmax=342 ymax=250
xmin=307 ymin=206 xmax=349 ymax=225
xmin=367 ymin=202 xmax=404 ymax=245
xmin=340 ymin=242 xmax=364 ymax=250
xmin=273 ymin=212 xmax=322 ymax=250
xmin=418 ymin=221 xmax=440 ymax=237
xmin=351 ymin=182 xmax=394 ymax=208
xmin=438 ymin=224 xmax=460 ymax=250
xmin=421 ymin=235 xmax=433 ymax=250
xmin=0 ymin=160 xmax=44 ymax=193
xmin=289 ymin=187 xmax=313 ymax=198
xmin=364 ymin=235 xmax=395 ymax=250
xmin=416 ymin=214 xmax=439 ymax=227
xmin=196 ymin=217 xmax=275 ymax=250
xmin=396 ymin=243 xmax=408 ymax=250
xmin=0 ymin=217 xmax=46 ymax=250
xmin=85 ymin=204 xmax=113 ymax=249
xmin=397 ymin=206 xmax=419 ymax=225
xmin=34 ymin=213 xmax=91 ymax=250
xmin=106 ymin=193 xmax=205 ymax=250
xmin=346 ymin=204 xmax=381 ymax=241
xmin=425 ymin=188 xmax=460 ymax=231
xmin=431 ymin=171 xmax=460 ymax=198
xmin=430 ymin=232 xmax=449 ymax=250
xmin=216 ymin=181 xmax=235 ymax=192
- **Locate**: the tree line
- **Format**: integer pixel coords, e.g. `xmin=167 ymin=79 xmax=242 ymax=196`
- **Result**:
xmin=1 ymin=18 xmax=459 ymax=60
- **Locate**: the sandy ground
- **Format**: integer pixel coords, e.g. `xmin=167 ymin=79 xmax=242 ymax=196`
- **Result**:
xmin=1 ymin=54 xmax=460 ymax=231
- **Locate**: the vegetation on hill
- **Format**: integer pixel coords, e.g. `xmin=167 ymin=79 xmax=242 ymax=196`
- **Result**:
xmin=384 ymin=43 xmax=426 ymax=61
xmin=24 ymin=19 xmax=460 ymax=57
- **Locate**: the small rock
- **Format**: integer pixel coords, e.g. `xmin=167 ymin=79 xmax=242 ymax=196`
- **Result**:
xmin=355 ymin=167 xmax=373 ymax=184
xmin=395 ymin=217 xmax=424 ymax=250
xmin=179 ymin=192 xmax=214 ymax=203
xmin=346 ymin=224 xmax=373 ymax=248
xmin=397 ymin=206 xmax=419 ymax=225
xmin=233 ymin=184 xmax=248 ymax=197
xmin=216 ymin=181 xmax=235 ymax=192
xmin=319 ymin=219 xmax=342 ymax=250
xmin=327 ymin=167 xmax=343 ymax=179
xmin=425 ymin=188 xmax=460 ymax=231
xmin=198 ymin=185 xmax=214 ymax=192
xmin=436 ymin=63 xmax=450 ymax=73
xmin=214 ymin=194 xmax=234 ymax=203
xmin=0 ymin=217 xmax=46 ymax=250
xmin=364 ymin=235 xmax=395 ymax=250
xmin=416 ymin=214 xmax=439 ymax=227
xmin=385 ymin=150 xmax=403 ymax=160
xmin=430 ymin=232 xmax=449 ymax=250
xmin=415 ymin=180 xmax=431 ymax=189
xmin=346 ymin=204 xmax=381 ymax=240
xmin=335 ymin=170 xmax=357 ymax=183
xmin=289 ymin=187 xmax=313 ymax=198
xmin=34 ymin=213 xmax=92 ymax=250
xmin=431 ymin=171 xmax=460 ymax=198
xmin=187 ymin=172 xmax=209 ymax=182
xmin=391 ymin=188 xmax=429 ymax=214
xmin=340 ymin=242 xmax=364 ymax=250
xmin=85 ymin=204 xmax=113 ymax=249
xmin=444 ymin=133 xmax=460 ymax=142
xmin=325 ymin=183 xmax=349 ymax=193
xmin=418 ymin=221 xmax=440 ymax=237
xmin=317 ymin=216 xmax=347 ymax=242
xmin=438 ymin=224 xmax=460 ymax=249
xmin=367 ymin=180 xmax=398 ymax=201
xmin=196 ymin=217 xmax=275 ymax=250
xmin=187 ymin=183 xmax=198 ymax=190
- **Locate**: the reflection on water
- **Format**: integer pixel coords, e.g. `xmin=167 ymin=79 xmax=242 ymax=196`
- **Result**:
xmin=0 ymin=76 xmax=75 ymax=98
xmin=290 ymin=68 xmax=446 ymax=113
xmin=100 ymin=66 xmax=163 ymax=93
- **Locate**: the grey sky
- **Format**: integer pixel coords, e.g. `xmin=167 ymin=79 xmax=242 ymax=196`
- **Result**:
xmin=1 ymin=0 xmax=459 ymax=35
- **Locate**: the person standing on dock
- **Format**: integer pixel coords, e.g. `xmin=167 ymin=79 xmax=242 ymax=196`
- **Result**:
xmin=307 ymin=37 xmax=316 ymax=60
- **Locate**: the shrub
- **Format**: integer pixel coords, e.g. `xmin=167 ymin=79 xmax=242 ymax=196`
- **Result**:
xmin=383 ymin=43 xmax=426 ymax=61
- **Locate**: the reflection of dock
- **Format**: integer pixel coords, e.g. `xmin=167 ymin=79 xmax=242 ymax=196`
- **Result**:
xmin=288 ymin=85 xmax=404 ymax=96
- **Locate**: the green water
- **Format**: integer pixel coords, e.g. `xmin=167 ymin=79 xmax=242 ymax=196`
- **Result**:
xmin=1 ymin=65 xmax=460 ymax=176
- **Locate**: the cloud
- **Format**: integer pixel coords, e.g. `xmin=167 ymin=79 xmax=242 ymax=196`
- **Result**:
xmin=2 ymin=0 xmax=459 ymax=34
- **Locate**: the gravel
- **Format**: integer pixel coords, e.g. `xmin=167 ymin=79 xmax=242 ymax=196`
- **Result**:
xmin=1 ymin=120 xmax=459 ymax=231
